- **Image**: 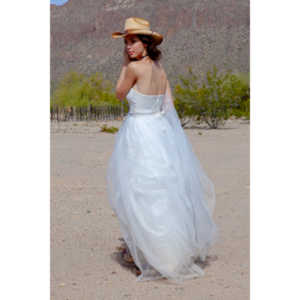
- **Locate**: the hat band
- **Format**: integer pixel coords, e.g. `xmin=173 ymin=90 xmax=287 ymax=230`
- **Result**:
xmin=124 ymin=29 xmax=153 ymax=34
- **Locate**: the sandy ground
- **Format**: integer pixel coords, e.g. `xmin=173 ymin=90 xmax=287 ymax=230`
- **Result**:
xmin=51 ymin=118 xmax=249 ymax=300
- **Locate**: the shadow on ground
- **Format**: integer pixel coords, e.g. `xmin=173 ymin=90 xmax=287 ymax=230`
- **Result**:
xmin=110 ymin=237 xmax=218 ymax=278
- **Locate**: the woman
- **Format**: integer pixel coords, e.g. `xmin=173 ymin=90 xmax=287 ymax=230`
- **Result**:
xmin=107 ymin=17 xmax=218 ymax=284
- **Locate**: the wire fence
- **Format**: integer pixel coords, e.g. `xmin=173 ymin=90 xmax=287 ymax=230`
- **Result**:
xmin=50 ymin=104 xmax=127 ymax=121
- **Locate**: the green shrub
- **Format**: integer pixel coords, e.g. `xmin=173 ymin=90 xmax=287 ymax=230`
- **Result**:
xmin=174 ymin=66 xmax=250 ymax=128
xmin=100 ymin=124 xmax=119 ymax=133
xmin=230 ymin=72 xmax=250 ymax=120
xmin=51 ymin=71 xmax=121 ymax=109
xmin=173 ymin=68 xmax=200 ymax=128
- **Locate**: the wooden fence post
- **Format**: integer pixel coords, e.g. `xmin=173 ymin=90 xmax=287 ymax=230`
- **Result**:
xmin=87 ymin=104 xmax=91 ymax=120
xmin=73 ymin=106 xmax=76 ymax=121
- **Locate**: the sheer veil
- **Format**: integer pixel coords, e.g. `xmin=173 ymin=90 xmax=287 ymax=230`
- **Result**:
xmin=160 ymin=81 xmax=216 ymax=217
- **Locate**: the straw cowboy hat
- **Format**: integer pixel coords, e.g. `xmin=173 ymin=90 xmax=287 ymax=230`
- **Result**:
xmin=112 ymin=17 xmax=163 ymax=45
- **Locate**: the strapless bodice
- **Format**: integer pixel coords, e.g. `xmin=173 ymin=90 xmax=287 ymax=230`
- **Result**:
xmin=126 ymin=87 xmax=165 ymax=115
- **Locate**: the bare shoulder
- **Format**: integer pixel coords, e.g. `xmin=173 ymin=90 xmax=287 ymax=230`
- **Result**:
xmin=128 ymin=60 xmax=139 ymax=67
xmin=127 ymin=61 xmax=139 ymax=71
xmin=124 ymin=61 xmax=140 ymax=80
xmin=130 ymin=59 xmax=167 ymax=80
xmin=127 ymin=60 xmax=144 ymax=75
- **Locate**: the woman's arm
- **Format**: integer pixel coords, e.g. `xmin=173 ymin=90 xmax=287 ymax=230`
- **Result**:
xmin=115 ymin=49 xmax=137 ymax=101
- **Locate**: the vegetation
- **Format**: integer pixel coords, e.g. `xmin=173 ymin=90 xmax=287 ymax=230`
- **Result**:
xmin=230 ymin=72 xmax=250 ymax=120
xmin=174 ymin=66 xmax=250 ymax=128
xmin=51 ymin=70 xmax=129 ymax=112
xmin=51 ymin=67 xmax=250 ymax=128
xmin=100 ymin=124 xmax=119 ymax=133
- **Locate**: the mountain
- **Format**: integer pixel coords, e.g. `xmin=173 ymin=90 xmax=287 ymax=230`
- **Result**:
xmin=51 ymin=0 xmax=249 ymax=89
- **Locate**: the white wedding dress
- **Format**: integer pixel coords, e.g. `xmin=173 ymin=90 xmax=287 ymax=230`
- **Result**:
xmin=106 ymin=83 xmax=218 ymax=284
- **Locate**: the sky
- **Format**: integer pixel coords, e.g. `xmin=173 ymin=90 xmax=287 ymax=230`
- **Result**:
xmin=50 ymin=0 xmax=69 ymax=5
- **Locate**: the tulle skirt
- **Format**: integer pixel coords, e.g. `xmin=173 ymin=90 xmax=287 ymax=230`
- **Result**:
xmin=106 ymin=108 xmax=218 ymax=284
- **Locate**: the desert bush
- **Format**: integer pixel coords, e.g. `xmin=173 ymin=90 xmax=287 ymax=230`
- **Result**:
xmin=100 ymin=124 xmax=119 ymax=133
xmin=199 ymin=66 xmax=235 ymax=128
xmin=229 ymin=72 xmax=250 ymax=120
xmin=173 ymin=68 xmax=200 ymax=128
xmin=50 ymin=71 xmax=130 ymax=121
xmin=174 ymin=66 xmax=250 ymax=128
xmin=51 ymin=71 xmax=122 ymax=108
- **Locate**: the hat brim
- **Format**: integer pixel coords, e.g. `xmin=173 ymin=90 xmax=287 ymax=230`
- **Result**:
xmin=112 ymin=30 xmax=163 ymax=45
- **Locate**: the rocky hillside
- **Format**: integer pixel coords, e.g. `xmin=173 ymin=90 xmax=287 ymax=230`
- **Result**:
xmin=51 ymin=0 xmax=249 ymax=89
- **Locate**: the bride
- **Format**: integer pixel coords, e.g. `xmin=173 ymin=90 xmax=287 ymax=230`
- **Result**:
xmin=107 ymin=17 xmax=218 ymax=284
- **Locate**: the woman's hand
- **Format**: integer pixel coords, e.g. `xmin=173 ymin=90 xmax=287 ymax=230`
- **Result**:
xmin=123 ymin=47 xmax=131 ymax=65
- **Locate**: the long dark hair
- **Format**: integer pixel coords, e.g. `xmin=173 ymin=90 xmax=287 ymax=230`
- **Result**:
xmin=137 ymin=34 xmax=162 ymax=61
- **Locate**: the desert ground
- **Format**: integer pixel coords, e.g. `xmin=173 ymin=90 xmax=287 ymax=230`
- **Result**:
xmin=51 ymin=117 xmax=249 ymax=300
